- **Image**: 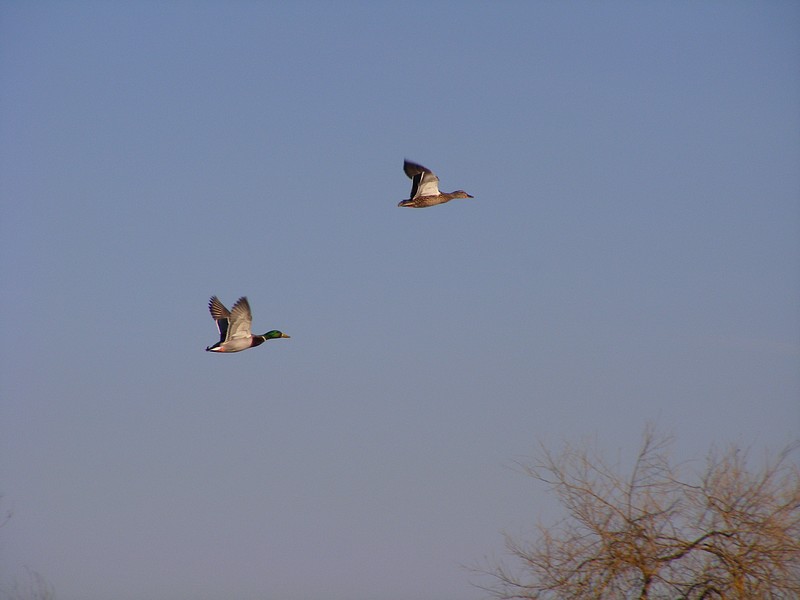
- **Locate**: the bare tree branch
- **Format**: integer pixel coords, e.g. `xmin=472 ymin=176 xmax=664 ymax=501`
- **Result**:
xmin=475 ymin=427 xmax=800 ymax=600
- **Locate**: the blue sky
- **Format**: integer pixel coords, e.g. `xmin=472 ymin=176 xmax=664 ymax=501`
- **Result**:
xmin=1 ymin=2 xmax=798 ymax=599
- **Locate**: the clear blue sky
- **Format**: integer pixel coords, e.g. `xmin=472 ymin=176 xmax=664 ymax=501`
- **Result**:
xmin=1 ymin=2 xmax=798 ymax=599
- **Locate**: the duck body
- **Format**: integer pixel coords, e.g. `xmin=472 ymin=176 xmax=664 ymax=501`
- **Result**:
xmin=398 ymin=160 xmax=473 ymax=208
xmin=205 ymin=296 xmax=289 ymax=353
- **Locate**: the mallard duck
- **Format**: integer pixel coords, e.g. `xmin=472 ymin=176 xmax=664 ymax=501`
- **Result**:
xmin=398 ymin=160 xmax=473 ymax=208
xmin=205 ymin=296 xmax=289 ymax=353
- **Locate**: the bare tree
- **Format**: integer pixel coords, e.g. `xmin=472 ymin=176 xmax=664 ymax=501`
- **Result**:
xmin=0 ymin=498 xmax=54 ymax=600
xmin=0 ymin=568 xmax=55 ymax=600
xmin=479 ymin=426 xmax=800 ymax=599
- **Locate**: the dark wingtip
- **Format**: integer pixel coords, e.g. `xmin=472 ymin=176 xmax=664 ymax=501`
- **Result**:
xmin=403 ymin=159 xmax=430 ymax=179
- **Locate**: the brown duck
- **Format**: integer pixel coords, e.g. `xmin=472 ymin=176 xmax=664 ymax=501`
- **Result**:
xmin=398 ymin=160 xmax=473 ymax=208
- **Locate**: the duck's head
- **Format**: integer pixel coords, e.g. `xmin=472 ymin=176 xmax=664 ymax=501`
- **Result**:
xmin=260 ymin=330 xmax=290 ymax=340
xmin=452 ymin=190 xmax=473 ymax=199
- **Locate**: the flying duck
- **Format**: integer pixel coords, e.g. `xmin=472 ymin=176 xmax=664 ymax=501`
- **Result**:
xmin=205 ymin=296 xmax=289 ymax=353
xmin=398 ymin=160 xmax=473 ymax=208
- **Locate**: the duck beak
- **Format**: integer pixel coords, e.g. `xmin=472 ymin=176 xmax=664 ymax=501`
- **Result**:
xmin=281 ymin=333 xmax=291 ymax=338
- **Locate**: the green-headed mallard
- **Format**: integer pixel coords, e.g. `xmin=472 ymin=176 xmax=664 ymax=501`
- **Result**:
xmin=398 ymin=160 xmax=473 ymax=208
xmin=205 ymin=296 xmax=289 ymax=353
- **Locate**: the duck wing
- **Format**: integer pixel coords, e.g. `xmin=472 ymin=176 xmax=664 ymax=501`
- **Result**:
xmin=227 ymin=296 xmax=254 ymax=340
xmin=404 ymin=160 xmax=440 ymax=198
xmin=208 ymin=296 xmax=232 ymax=343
